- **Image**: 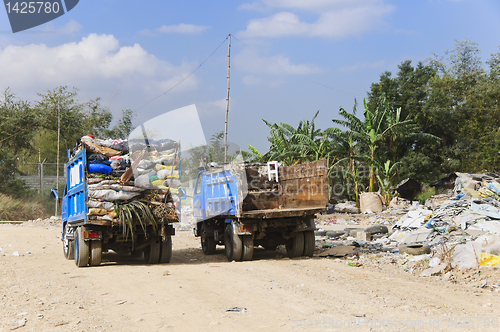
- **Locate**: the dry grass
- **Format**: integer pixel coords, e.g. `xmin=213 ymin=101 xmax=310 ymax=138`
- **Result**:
xmin=0 ymin=193 xmax=51 ymax=221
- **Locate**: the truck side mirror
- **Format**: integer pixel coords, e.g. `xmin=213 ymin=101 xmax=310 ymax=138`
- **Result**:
xmin=178 ymin=188 xmax=187 ymax=200
xmin=50 ymin=189 xmax=58 ymax=201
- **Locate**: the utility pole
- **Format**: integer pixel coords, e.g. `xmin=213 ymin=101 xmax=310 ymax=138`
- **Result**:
xmin=224 ymin=33 xmax=231 ymax=164
xmin=55 ymin=97 xmax=61 ymax=217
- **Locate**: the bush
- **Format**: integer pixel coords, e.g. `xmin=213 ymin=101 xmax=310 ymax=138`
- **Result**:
xmin=415 ymin=185 xmax=435 ymax=205
xmin=0 ymin=193 xmax=52 ymax=221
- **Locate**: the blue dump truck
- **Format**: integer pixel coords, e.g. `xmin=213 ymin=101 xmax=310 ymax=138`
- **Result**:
xmin=61 ymin=138 xmax=181 ymax=267
xmin=193 ymin=160 xmax=328 ymax=261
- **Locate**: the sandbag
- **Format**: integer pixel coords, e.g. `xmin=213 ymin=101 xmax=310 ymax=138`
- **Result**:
xmin=154 ymin=164 xmax=177 ymax=172
xmin=164 ymin=178 xmax=181 ymax=188
xmin=87 ymin=200 xmax=114 ymax=211
xmin=88 ymin=189 xmax=140 ymax=201
xmin=88 ymin=208 xmax=109 ymax=216
xmin=134 ymin=174 xmax=152 ymax=188
xmin=359 ymin=192 xmax=384 ymax=213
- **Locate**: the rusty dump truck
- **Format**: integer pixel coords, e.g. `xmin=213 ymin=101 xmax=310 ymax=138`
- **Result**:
xmin=193 ymin=160 xmax=328 ymax=261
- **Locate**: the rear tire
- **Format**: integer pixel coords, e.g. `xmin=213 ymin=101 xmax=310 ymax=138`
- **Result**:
xmin=131 ymin=250 xmax=143 ymax=258
xmin=159 ymin=236 xmax=173 ymax=263
xmin=286 ymin=232 xmax=304 ymax=259
xmin=241 ymin=235 xmax=254 ymax=261
xmin=201 ymin=223 xmax=216 ymax=255
xmin=89 ymin=240 xmax=102 ymax=266
xmin=303 ymin=230 xmax=315 ymax=257
xmin=63 ymin=225 xmax=74 ymax=260
xmin=74 ymin=227 xmax=89 ymax=267
xmin=224 ymin=224 xmax=242 ymax=261
xmin=144 ymin=238 xmax=161 ymax=264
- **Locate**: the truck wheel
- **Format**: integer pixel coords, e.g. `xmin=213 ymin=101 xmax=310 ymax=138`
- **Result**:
xmin=131 ymin=250 xmax=143 ymax=258
xmin=89 ymin=240 xmax=102 ymax=266
xmin=201 ymin=223 xmax=216 ymax=255
xmin=303 ymin=231 xmax=315 ymax=257
xmin=286 ymin=232 xmax=304 ymax=259
xmin=224 ymin=224 xmax=242 ymax=261
xmin=144 ymin=239 xmax=161 ymax=264
xmin=63 ymin=225 xmax=74 ymax=260
xmin=241 ymin=236 xmax=254 ymax=261
xmin=159 ymin=235 xmax=172 ymax=263
xmin=74 ymin=227 xmax=89 ymax=267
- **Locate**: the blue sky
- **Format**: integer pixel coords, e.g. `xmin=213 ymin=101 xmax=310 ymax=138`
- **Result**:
xmin=1 ymin=0 xmax=500 ymax=153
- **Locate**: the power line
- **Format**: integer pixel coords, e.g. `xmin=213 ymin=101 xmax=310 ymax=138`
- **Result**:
xmin=231 ymin=35 xmax=361 ymax=99
xmin=134 ymin=36 xmax=229 ymax=112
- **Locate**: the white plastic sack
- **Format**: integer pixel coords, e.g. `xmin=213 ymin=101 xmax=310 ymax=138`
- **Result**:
xmin=87 ymin=200 xmax=114 ymax=211
xmin=88 ymin=189 xmax=140 ymax=201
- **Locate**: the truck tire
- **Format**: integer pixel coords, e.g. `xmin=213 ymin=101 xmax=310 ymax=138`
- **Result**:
xmin=74 ymin=227 xmax=89 ymax=267
xmin=89 ymin=240 xmax=102 ymax=266
xmin=144 ymin=239 xmax=161 ymax=264
xmin=325 ymin=230 xmax=346 ymax=238
xmin=201 ymin=223 xmax=216 ymax=255
xmin=286 ymin=232 xmax=304 ymax=259
xmin=398 ymin=243 xmax=431 ymax=255
xmin=241 ymin=235 xmax=254 ymax=261
xmin=224 ymin=224 xmax=242 ymax=261
xmin=365 ymin=225 xmax=389 ymax=235
xmin=303 ymin=230 xmax=315 ymax=257
xmin=63 ymin=224 xmax=74 ymax=260
xmin=159 ymin=235 xmax=172 ymax=263
xmin=131 ymin=250 xmax=143 ymax=258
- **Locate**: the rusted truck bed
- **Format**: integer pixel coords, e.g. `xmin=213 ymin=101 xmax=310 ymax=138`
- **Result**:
xmin=241 ymin=159 xmax=328 ymax=218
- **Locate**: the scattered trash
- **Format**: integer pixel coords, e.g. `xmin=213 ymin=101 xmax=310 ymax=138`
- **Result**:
xmin=334 ymin=201 xmax=360 ymax=214
xmin=479 ymin=253 xmax=500 ymax=267
xmin=11 ymin=317 xmax=27 ymax=330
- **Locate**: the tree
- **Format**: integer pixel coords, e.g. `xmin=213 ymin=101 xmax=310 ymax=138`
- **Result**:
xmin=0 ymin=89 xmax=39 ymax=196
xmin=108 ymin=109 xmax=135 ymax=139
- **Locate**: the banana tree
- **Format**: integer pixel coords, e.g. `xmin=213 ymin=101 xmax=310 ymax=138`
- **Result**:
xmin=375 ymin=159 xmax=402 ymax=204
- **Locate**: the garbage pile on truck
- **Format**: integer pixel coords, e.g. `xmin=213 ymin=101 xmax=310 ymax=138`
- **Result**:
xmin=61 ymin=134 xmax=182 ymax=267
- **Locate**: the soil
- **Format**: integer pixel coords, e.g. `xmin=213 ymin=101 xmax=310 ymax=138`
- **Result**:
xmin=1 ymin=220 xmax=499 ymax=332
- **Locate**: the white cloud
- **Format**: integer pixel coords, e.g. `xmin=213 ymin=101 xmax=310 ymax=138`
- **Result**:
xmin=53 ymin=19 xmax=83 ymax=34
xmin=0 ymin=33 xmax=198 ymax=96
xmin=234 ymin=48 xmax=322 ymax=75
xmin=337 ymin=60 xmax=386 ymax=73
xmin=239 ymin=0 xmax=394 ymax=38
xmin=238 ymin=2 xmax=269 ymax=12
xmin=242 ymin=75 xmax=262 ymax=85
xmin=157 ymin=23 xmax=210 ymax=34
xmin=197 ymin=98 xmax=228 ymax=117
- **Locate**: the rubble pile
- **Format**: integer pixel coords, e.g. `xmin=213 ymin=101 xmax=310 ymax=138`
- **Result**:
xmin=78 ymin=135 xmax=181 ymax=225
xmin=315 ymin=172 xmax=500 ymax=280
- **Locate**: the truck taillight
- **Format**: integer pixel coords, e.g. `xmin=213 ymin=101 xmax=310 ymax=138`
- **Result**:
xmin=240 ymin=225 xmax=254 ymax=232
xmin=84 ymin=231 xmax=99 ymax=239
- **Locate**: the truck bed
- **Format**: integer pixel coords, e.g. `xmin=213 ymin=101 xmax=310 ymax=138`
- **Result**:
xmin=241 ymin=206 xmax=327 ymax=219
xmin=241 ymin=159 xmax=328 ymax=218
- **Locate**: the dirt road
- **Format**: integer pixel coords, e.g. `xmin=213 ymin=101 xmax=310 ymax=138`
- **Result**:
xmin=1 ymin=222 xmax=499 ymax=332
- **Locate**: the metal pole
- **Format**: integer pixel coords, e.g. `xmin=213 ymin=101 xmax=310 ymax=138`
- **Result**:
xmin=224 ymin=33 xmax=231 ymax=164
xmin=38 ymin=148 xmax=41 ymax=193
xmin=55 ymin=97 xmax=60 ymax=217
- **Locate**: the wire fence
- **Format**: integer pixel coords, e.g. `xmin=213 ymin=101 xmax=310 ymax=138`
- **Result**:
xmin=16 ymin=163 xmax=66 ymax=193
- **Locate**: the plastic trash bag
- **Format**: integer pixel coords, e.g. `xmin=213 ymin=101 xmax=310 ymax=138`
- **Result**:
xmin=452 ymin=242 xmax=482 ymax=270
xmin=87 ymin=163 xmax=113 ymax=175
xmin=479 ymin=253 xmax=500 ymax=267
